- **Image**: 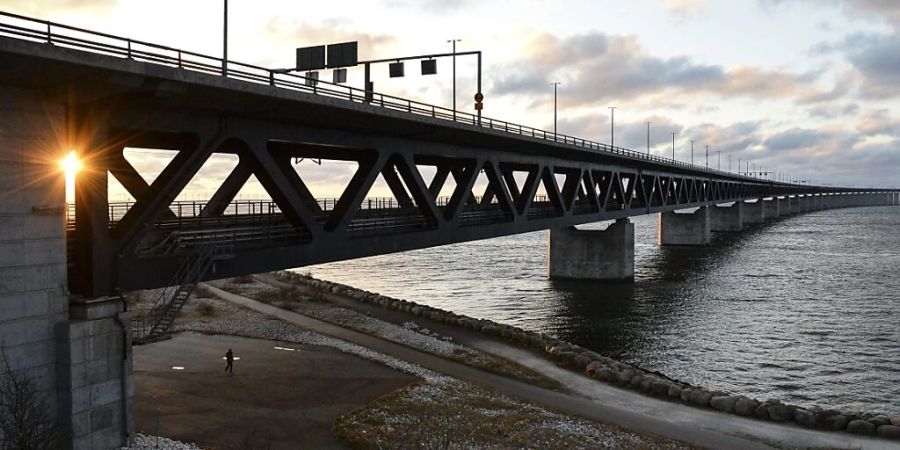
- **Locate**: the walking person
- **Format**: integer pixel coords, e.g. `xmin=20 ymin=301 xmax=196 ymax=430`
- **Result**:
xmin=225 ymin=348 xmax=234 ymax=374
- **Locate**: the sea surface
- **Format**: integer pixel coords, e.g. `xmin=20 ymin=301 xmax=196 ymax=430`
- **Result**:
xmin=298 ymin=206 xmax=900 ymax=414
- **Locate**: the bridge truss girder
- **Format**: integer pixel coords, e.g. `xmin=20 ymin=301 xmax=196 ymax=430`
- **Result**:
xmin=70 ymin=105 xmax=884 ymax=296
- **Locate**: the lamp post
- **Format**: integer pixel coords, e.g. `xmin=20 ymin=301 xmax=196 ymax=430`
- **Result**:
xmin=671 ymin=132 xmax=675 ymax=161
xmin=223 ymin=0 xmax=228 ymax=76
xmin=551 ymin=82 xmax=561 ymax=136
xmin=705 ymin=145 xmax=709 ymax=168
xmin=609 ymin=107 xmax=616 ymax=148
xmin=717 ymin=151 xmax=721 ymax=170
xmin=646 ymin=122 xmax=651 ymax=154
xmin=447 ymin=38 xmax=462 ymax=119
xmin=691 ymin=140 xmax=694 ymax=164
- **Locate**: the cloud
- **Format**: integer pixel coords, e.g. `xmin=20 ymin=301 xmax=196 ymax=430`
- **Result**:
xmin=491 ymin=31 xmax=824 ymax=105
xmin=812 ymin=32 xmax=900 ymax=98
xmin=385 ymin=0 xmax=473 ymax=13
xmin=0 ymin=0 xmax=118 ymax=15
xmin=263 ymin=18 xmax=396 ymax=61
xmin=856 ymin=109 xmax=900 ymax=136
xmin=663 ymin=0 xmax=704 ymax=15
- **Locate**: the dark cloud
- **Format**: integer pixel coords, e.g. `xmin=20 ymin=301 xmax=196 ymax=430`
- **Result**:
xmin=762 ymin=128 xmax=827 ymax=151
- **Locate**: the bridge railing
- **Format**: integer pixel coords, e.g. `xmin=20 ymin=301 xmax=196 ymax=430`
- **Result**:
xmin=0 ymin=10 xmax=780 ymax=185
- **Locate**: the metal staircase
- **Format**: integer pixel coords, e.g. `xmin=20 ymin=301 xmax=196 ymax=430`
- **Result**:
xmin=132 ymin=242 xmax=233 ymax=344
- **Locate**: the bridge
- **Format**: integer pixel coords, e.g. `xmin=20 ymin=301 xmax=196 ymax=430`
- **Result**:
xmin=0 ymin=10 xmax=897 ymax=449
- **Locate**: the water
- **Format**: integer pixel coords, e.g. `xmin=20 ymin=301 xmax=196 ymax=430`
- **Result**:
xmin=299 ymin=207 xmax=900 ymax=414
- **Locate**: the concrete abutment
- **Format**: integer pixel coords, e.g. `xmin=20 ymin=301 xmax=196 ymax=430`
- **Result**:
xmin=548 ymin=220 xmax=635 ymax=280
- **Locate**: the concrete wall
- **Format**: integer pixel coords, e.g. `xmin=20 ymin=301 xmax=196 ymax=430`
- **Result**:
xmin=548 ymin=221 xmax=634 ymax=280
xmin=0 ymin=86 xmax=131 ymax=449
xmin=658 ymin=207 xmax=711 ymax=246
xmin=709 ymin=203 xmax=743 ymax=232
xmin=0 ymin=85 xmax=70 ymax=440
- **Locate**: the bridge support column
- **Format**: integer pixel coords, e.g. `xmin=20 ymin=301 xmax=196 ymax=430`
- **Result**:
xmin=548 ymin=220 xmax=634 ymax=280
xmin=743 ymin=200 xmax=766 ymax=224
xmin=777 ymin=197 xmax=791 ymax=215
xmin=57 ymin=297 xmax=134 ymax=450
xmin=709 ymin=203 xmax=744 ymax=232
xmin=763 ymin=198 xmax=780 ymax=218
xmin=0 ymin=86 xmax=131 ymax=449
xmin=658 ymin=207 xmax=711 ymax=246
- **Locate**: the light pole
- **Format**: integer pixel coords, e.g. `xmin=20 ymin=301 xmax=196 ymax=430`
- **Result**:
xmin=551 ymin=82 xmax=561 ymax=136
xmin=609 ymin=106 xmax=616 ymax=148
xmin=717 ymin=151 xmax=721 ymax=170
xmin=646 ymin=122 xmax=651 ymax=154
xmin=671 ymin=132 xmax=676 ymax=160
xmin=448 ymin=38 xmax=462 ymax=119
xmin=223 ymin=0 xmax=228 ymax=76
xmin=690 ymin=140 xmax=694 ymax=164
xmin=705 ymin=145 xmax=709 ymax=168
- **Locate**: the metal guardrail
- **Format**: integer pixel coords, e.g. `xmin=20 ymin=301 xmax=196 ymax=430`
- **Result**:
xmin=0 ymin=10 xmax=780 ymax=185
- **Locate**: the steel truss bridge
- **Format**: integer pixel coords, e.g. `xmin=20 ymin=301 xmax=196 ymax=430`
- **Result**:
xmin=0 ymin=11 xmax=895 ymax=298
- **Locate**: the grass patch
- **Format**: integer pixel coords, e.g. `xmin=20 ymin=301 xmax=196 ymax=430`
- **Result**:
xmin=334 ymin=380 xmax=695 ymax=450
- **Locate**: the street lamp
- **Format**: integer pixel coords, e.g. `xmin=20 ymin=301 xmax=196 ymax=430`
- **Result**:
xmin=646 ymin=121 xmax=651 ymax=154
xmin=223 ymin=0 xmax=228 ymax=76
xmin=609 ymin=106 xmax=616 ymax=148
xmin=705 ymin=145 xmax=709 ymax=168
xmin=447 ymin=38 xmax=462 ymax=119
xmin=691 ymin=140 xmax=694 ymax=164
xmin=551 ymin=81 xmax=561 ymax=136
xmin=671 ymin=132 xmax=676 ymax=161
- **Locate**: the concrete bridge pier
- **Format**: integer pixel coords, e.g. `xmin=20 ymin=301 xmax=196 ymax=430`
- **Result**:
xmin=548 ymin=220 xmax=635 ymax=280
xmin=658 ymin=207 xmax=711 ymax=246
xmin=0 ymin=86 xmax=132 ymax=450
xmin=742 ymin=200 xmax=766 ymax=224
xmin=763 ymin=198 xmax=780 ymax=218
xmin=709 ymin=203 xmax=744 ymax=232
xmin=776 ymin=196 xmax=791 ymax=215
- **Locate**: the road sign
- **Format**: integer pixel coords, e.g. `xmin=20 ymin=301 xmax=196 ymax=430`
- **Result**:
xmin=389 ymin=62 xmax=405 ymax=78
xmin=297 ymin=46 xmax=326 ymax=71
xmin=421 ymin=59 xmax=437 ymax=75
xmin=327 ymin=41 xmax=358 ymax=68
xmin=475 ymin=102 xmax=483 ymax=111
xmin=474 ymin=92 xmax=484 ymax=102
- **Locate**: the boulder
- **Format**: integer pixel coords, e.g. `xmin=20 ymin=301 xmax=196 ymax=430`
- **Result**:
xmin=892 ymin=416 xmax=900 ymax=426
xmin=689 ymin=390 xmax=713 ymax=407
xmin=595 ymin=368 xmax=615 ymax=382
xmin=767 ymin=404 xmax=794 ymax=422
xmin=573 ymin=355 xmax=592 ymax=369
xmin=629 ymin=375 xmax=645 ymax=389
xmin=876 ymin=425 xmax=900 ymax=439
xmin=680 ymin=388 xmax=693 ymax=403
xmin=585 ymin=361 xmax=603 ymax=376
xmin=819 ymin=414 xmax=849 ymax=432
xmin=753 ymin=403 xmax=771 ymax=420
xmin=846 ymin=419 xmax=876 ymax=435
xmin=640 ymin=378 xmax=655 ymax=393
xmin=734 ymin=397 xmax=758 ymax=417
xmin=794 ymin=409 xmax=817 ymax=428
xmin=651 ymin=381 xmax=670 ymax=396
xmin=869 ymin=416 xmax=891 ymax=427
xmin=667 ymin=385 xmax=683 ymax=399
xmin=710 ymin=396 xmax=739 ymax=414
xmin=616 ymin=370 xmax=634 ymax=385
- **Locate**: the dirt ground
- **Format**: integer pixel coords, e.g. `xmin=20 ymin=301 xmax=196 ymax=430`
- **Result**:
xmin=133 ymin=332 xmax=418 ymax=449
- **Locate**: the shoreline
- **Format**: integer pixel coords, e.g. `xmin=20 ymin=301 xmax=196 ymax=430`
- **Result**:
xmin=265 ymin=270 xmax=900 ymax=442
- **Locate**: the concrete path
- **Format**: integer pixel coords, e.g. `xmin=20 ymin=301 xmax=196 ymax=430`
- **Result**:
xmin=202 ymin=284 xmax=898 ymax=450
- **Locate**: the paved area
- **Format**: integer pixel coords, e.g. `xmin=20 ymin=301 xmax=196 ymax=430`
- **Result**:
xmin=133 ymin=332 xmax=417 ymax=449
xmin=207 ymin=282 xmax=900 ymax=450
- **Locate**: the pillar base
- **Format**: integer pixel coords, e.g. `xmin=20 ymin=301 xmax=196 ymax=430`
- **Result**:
xmin=742 ymin=200 xmax=765 ymax=224
xmin=710 ymin=203 xmax=744 ymax=231
xmin=548 ymin=220 xmax=634 ymax=280
xmin=57 ymin=296 xmax=133 ymax=450
xmin=658 ymin=207 xmax=711 ymax=246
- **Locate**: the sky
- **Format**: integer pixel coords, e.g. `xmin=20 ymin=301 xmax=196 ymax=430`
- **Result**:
xmin=5 ymin=0 xmax=899 ymax=200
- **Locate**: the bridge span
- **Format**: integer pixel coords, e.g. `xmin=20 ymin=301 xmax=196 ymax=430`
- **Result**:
xmin=0 ymin=10 xmax=897 ymax=449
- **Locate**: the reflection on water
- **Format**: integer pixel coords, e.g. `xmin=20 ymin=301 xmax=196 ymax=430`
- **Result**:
xmin=300 ymin=207 xmax=900 ymax=414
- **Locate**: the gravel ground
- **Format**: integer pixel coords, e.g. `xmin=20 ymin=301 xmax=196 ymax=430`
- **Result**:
xmin=122 ymin=434 xmax=201 ymax=450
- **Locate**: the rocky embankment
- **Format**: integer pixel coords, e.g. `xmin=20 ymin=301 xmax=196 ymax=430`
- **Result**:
xmin=276 ymin=271 xmax=900 ymax=441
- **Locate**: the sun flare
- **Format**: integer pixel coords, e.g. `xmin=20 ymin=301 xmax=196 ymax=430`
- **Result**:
xmin=60 ymin=150 xmax=82 ymax=177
